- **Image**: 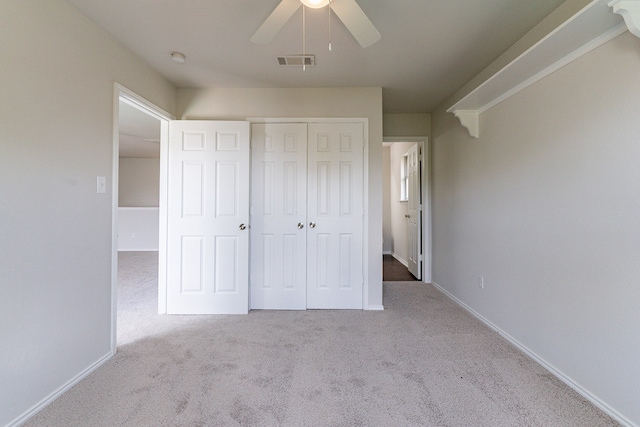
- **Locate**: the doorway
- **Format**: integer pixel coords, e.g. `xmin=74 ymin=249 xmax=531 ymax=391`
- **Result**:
xmin=382 ymin=137 xmax=430 ymax=282
xmin=111 ymin=85 xmax=173 ymax=352
xmin=383 ymin=254 xmax=420 ymax=281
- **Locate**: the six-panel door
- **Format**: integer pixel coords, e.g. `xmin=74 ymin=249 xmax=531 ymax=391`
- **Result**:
xmin=166 ymin=121 xmax=250 ymax=314
xmin=407 ymin=143 xmax=422 ymax=280
xmin=250 ymin=124 xmax=308 ymax=309
xmin=166 ymin=120 xmax=363 ymax=313
xmin=306 ymin=123 xmax=364 ymax=309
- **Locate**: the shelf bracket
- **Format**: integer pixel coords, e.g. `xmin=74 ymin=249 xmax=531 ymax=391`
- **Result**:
xmin=609 ymin=0 xmax=640 ymax=38
xmin=453 ymin=110 xmax=479 ymax=139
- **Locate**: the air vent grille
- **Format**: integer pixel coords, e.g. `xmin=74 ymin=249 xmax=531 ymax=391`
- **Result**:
xmin=277 ymin=55 xmax=315 ymax=66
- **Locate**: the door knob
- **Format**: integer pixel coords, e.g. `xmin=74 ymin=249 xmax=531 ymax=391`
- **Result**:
xmin=309 ymin=222 xmax=316 ymax=228
xmin=405 ymin=214 xmax=410 ymax=218
xmin=239 ymin=223 xmax=246 ymax=230
xmin=297 ymin=222 xmax=304 ymax=229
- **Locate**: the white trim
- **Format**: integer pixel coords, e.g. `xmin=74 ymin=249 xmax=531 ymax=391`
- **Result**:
xmin=383 ymin=136 xmax=431 ymax=284
xmin=610 ymin=0 xmax=640 ymax=38
xmin=7 ymin=352 xmax=112 ymax=427
xmin=446 ymin=0 xmax=628 ymax=138
xmin=366 ymin=304 xmax=385 ymax=311
xmin=157 ymin=119 xmax=170 ymax=314
xmin=117 ymin=84 xmax=174 ymax=122
xmin=430 ymin=281 xmax=636 ymax=427
xmin=112 ymin=84 xmax=174 ymax=353
xmin=247 ymin=117 xmax=366 ymax=124
xmin=452 ymin=110 xmax=479 ymax=138
xmin=477 ymin=23 xmax=626 ymax=115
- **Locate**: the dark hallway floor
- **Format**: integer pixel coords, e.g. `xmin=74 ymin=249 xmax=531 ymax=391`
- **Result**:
xmin=383 ymin=254 xmax=419 ymax=281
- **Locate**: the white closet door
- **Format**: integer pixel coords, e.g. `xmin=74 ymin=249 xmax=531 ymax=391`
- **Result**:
xmin=307 ymin=123 xmax=364 ymax=309
xmin=250 ymin=124 xmax=308 ymax=310
xmin=407 ymin=143 xmax=422 ymax=280
xmin=166 ymin=121 xmax=250 ymax=314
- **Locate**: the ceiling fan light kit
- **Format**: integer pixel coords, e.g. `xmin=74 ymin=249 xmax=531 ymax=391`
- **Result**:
xmin=251 ymin=0 xmax=380 ymax=48
xmin=300 ymin=0 xmax=330 ymax=9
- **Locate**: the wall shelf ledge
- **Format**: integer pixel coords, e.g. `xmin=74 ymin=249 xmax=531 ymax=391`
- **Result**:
xmin=609 ymin=0 xmax=640 ymax=37
xmin=452 ymin=110 xmax=479 ymax=139
xmin=447 ymin=0 xmax=634 ymax=138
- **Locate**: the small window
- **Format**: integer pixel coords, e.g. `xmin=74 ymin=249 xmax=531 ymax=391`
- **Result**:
xmin=400 ymin=153 xmax=409 ymax=202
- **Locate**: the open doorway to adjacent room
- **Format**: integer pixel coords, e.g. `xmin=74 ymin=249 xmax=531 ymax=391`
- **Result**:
xmin=382 ymin=138 xmax=430 ymax=282
xmin=112 ymin=86 xmax=172 ymax=349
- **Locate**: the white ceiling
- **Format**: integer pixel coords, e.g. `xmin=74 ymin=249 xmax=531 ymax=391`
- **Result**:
xmin=66 ymin=0 xmax=566 ymax=114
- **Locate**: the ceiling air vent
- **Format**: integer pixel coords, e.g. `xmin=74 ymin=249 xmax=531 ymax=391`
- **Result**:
xmin=277 ymin=55 xmax=315 ymax=67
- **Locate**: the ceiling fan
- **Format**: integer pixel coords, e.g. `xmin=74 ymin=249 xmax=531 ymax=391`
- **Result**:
xmin=251 ymin=0 xmax=381 ymax=48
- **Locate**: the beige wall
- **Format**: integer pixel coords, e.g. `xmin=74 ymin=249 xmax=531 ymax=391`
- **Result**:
xmin=0 ymin=1 xmax=176 ymax=425
xmin=119 ymin=158 xmax=160 ymax=207
xmin=178 ymin=87 xmax=384 ymax=308
xmin=431 ymin=31 xmax=640 ymax=425
xmin=383 ymin=113 xmax=430 ymax=137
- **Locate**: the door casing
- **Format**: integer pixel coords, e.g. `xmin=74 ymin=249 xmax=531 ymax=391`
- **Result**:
xmin=111 ymin=84 xmax=174 ymax=353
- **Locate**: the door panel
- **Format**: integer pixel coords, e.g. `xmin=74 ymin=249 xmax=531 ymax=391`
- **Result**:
xmin=250 ymin=124 xmax=308 ymax=310
xmin=407 ymin=143 xmax=421 ymax=280
xmin=166 ymin=121 xmax=250 ymax=314
xmin=307 ymin=123 xmax=364 ymax=309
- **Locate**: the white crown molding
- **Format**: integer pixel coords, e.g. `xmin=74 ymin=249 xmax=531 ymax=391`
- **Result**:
xmin=448 ymin=0 xmax=627 ymax=138
xmin=609 ymin=0 xmax=640 ymax=37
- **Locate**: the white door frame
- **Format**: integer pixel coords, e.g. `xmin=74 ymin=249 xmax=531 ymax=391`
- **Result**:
xmin=383 ymin=136 xmax=431 ymax=283
xmin=111 ymin=84 xmax=174 ymax=354
xmin=249 ymin=117 xmax=370 ymax=309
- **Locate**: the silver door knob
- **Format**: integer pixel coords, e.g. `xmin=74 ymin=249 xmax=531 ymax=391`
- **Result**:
xmin=309 ymin=222 xmax=316 ymax=228
xmin=239 ymin=223 xmax=246 ymax=230
xmin=297 ymin=222 xmax=304 ymax=229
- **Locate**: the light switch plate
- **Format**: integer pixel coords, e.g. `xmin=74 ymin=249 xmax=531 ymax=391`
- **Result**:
xmin=97 ymin=176 xmax=106 ymax=194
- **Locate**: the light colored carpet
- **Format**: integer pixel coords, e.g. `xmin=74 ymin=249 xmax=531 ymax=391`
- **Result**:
xmin=25 ymin=252 xmax=618 ymax=426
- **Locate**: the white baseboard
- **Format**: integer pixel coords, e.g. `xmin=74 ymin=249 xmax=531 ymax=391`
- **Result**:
xmin=382 ymin=250 xmax=392 ymax=255
xmin=430 ymin=281 xmax=635 ymax=427
xmin=366 ymin=304 xmax=384 ymax=311
xmin=8 ymin=352 xmax=113 ymax=427
xmin=391 ymin=252 xmax=408 ymax=267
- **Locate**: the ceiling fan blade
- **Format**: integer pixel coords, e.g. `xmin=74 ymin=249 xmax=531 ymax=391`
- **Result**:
xmin=330 ymin=0 xmax=381 ymax=48
xmin=251 ymin=0 xmax=301 ymax=44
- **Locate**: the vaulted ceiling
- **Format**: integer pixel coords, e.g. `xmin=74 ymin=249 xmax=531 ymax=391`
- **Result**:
xmin=66 ymin=0 xmax=566 ymax=113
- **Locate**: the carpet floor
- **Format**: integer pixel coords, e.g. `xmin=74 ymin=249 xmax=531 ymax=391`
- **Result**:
xmin=24 ymin=252 xmax=618 ymax=426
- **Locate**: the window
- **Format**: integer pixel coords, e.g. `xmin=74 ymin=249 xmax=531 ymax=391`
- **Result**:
xmin=400 ymin=153 xmax=409 ymax=202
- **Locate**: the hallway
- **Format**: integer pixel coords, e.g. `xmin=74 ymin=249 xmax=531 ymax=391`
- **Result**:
xmin=383 ymin=254 xmax=419 ymax=281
